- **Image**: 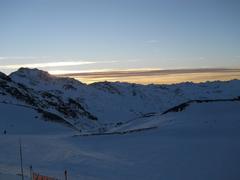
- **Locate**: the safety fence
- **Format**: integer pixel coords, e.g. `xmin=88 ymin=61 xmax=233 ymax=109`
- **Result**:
xmin=29 ymin=166 xmax=68 ymax=180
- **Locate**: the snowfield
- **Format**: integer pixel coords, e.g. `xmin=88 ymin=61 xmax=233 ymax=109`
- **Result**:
xmin=0 ymin=68 xmax=240 ymax=179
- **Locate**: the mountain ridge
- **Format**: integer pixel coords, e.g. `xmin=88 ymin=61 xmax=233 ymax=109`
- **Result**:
xmin=1 ymin=67 xmax=240 ymax=133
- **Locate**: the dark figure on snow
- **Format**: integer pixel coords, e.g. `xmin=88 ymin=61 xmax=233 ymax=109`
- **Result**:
xmin=3 ymin=130 xmax=6 ymax=135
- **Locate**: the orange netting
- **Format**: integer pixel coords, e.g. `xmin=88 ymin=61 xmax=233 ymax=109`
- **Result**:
xmin=32 ymin=172 xmax=57 ymax=180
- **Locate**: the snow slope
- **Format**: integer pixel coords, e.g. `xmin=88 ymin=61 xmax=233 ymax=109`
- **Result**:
xmin=109 ymin=99 xmax=240 ymax=133
xmin=0 ymin=103 xmax=73 ymax=135
xmin=0 ymin=101 xmax=240 ymax=180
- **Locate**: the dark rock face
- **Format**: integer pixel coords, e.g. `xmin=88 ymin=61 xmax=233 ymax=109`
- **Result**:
xmin=0 ymin=72 xmax=11 ymax=81
xmin=162 ymin=98 xmax=240 ymax=115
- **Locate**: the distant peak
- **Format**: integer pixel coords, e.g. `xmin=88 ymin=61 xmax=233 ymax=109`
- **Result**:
xmin=9 ymin=68 xmax=85 ymax=89
xmin=10 ymin=67 xmax=53 ymax=80
xmin=16 ymin=67 xmax=50 ymax=75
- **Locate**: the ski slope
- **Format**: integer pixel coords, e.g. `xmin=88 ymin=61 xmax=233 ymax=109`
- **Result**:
xmin=0 ymin=101 xmax=240 ymax=180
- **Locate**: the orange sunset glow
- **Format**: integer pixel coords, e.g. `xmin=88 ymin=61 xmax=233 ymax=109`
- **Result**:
xmin=58 ymin=69 xmax=240 ymax=84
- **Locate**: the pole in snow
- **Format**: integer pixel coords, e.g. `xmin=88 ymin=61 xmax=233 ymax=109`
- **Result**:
xmin=30 ymin=165 xmax=33 ymax=180
xmin=19 ymin=138 xmax=24 ymax=180
xmin=64 ymin=170 xmax=68 ymax=180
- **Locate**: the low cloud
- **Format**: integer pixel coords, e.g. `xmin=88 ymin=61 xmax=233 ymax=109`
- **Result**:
xmin=61 ymin=68 xmax=240 ymax=78
xmin=0 ymin=61 xmax=97 ymax=69
xmin=59 ymin=68 xmax=240 ymax=84
xmin=0 ymin=58 xmax=119 ymax=70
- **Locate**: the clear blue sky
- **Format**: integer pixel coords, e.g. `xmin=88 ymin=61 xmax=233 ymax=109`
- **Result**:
xmin=0 ymin=0 xmax=240 ymax=74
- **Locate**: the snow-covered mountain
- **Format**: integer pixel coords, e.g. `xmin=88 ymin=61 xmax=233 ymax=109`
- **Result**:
xmin=1 ymin=68 xmax=240 ymax=180
xmin=1 ymin=67 xmax=240 ymax=133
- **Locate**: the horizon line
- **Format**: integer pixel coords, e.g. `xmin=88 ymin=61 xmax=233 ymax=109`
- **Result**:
xmin=1 ymin=67 xmax=240 ymax=85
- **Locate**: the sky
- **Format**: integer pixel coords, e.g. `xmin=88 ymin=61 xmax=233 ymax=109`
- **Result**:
xmin=0 ymin=0 xmax=240 ymax=84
